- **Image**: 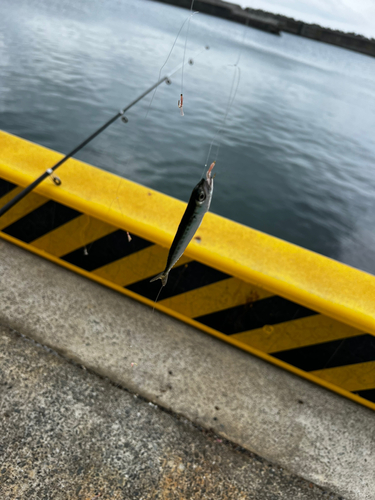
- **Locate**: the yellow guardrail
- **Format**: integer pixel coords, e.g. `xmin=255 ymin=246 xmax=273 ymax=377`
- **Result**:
xmin=1 ymin=130 xmax=374 ymax=411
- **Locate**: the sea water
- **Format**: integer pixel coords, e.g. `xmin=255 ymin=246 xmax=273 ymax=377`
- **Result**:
xmin=1 ymin=0 xmax=375 ymax=274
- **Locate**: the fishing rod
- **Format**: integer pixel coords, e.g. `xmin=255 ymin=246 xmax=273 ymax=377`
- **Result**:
xmin=0 ymin=47 xmax=209 ymax=218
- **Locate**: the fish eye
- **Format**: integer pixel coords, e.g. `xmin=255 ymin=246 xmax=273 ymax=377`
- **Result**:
xmin=198 ymin=191 xmax=206 ymax=202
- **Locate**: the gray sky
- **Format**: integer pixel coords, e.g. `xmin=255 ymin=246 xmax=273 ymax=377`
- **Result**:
xmin=237 ymin=0 xmax=375 ymax=38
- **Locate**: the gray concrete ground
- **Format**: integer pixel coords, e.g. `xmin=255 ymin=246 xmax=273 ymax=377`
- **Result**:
xmin=0 ymin=324 xmax=343 ymax=499
xmin=0 ymin=239 xmax=374 ymax=499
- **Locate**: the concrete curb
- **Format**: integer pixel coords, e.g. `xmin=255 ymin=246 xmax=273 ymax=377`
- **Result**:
xmin=0 ymin=324 xmax=343 ymax=499
xmin=0 ymin=239 xmax=374 ymax=499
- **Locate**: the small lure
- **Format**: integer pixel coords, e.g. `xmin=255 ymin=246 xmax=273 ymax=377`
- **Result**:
xmin=178 ymin=93 xmax=184 ymax=116
xmin=151 ymin=162 xmax=215 ymax=293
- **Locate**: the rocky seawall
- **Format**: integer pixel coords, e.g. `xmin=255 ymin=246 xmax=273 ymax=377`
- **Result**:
xmin=152 ymin=0 xmax=280 ymax=34
xmin=152 ymin=0 xmax=375 ymax=57
xmin=245 ymin=7 xmax=375 ymax=57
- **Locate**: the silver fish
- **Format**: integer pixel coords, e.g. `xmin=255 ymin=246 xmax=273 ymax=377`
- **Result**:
xmin=150 ymin=162 xmax=215 ymax=288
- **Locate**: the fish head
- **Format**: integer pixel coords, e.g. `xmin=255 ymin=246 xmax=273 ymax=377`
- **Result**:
xmin=193 ymin=179 xmax=207 ymax=206
xmin=194 ymin=177 xmax=213 ymax=207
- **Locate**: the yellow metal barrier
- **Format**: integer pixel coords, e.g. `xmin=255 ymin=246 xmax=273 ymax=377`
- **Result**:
xmin=1 ymin=130 xmax=374 ymax=411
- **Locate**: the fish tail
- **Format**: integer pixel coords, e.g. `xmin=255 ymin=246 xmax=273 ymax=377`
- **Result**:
xmin=150 ymin=271 xmax=168 ymax=287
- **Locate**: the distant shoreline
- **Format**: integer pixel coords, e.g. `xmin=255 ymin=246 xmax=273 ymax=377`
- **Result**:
xmin=151 ymin=0 xmax=375 ymax=58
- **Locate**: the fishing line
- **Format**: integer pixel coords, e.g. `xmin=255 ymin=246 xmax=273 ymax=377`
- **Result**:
xmin=234 ymin=17 xmax=249 ymax=67
xmin=153 ymin=284 xmax=165 ymax=312
xmin=322 ymin=338 xmax=345 ymax=370
xmin=212 ymin=66 xmax=241 ymax=161
xmin=202 ymin=65 xmax=241 ymax=177
xmin=146 ymin=10 xmax=199 ymax=119
xmin=0 ymin=52 xmax=208 ymax=219
xmin=181 ymin=0 xmax=198 ymax=103
xmin=103 ymin=44 xmax=209 ymax=246
xmin=122 ymin=44 xmax=208 ymax=182
xmin=202 ymin=19 xmax=248 ymax=177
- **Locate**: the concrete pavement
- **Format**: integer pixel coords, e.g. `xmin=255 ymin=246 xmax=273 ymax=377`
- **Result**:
xmin=0 ymin=324 xmax=343 ymax=499
xmin=0 ymin=239 xmax=374 ymax=499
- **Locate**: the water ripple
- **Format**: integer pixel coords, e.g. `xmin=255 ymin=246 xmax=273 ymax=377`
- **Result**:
xmin=1 ymin=0 xmax=375 ymax=274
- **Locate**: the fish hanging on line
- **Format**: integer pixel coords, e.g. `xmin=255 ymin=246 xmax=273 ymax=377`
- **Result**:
xmin=178 ymin=94 xmax=184 ymax=116
xmin=150 ymin=161 xmax=215 ymax=296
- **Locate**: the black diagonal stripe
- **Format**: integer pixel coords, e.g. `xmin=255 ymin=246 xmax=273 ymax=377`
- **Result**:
xmin=354 ymin=388 xmax=375 ymax=404
xmin=0 ymin=178 xmax=17 ymax=199
xmin=195 ymin=296 xmax=316 ymax=335
xmin=61 ymin=230 xmax=153 ymax=272
xmin=1 ymin=200 xmax=81 ymax=243
xmin=271 ymin=334 xmax=375 ymax=372
xmin=127 ymin=261 xmax=230 ymax=301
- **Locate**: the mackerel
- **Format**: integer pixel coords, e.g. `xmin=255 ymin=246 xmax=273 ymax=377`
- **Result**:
xmin=150 ymin=162 xmax=215 ymax=288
